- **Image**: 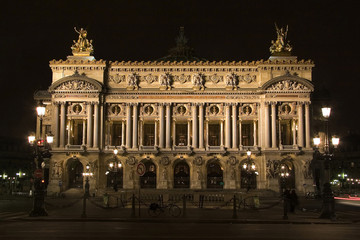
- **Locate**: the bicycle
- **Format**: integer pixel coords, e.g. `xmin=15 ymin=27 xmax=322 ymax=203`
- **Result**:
xmin=148 ymin=202 xmax=181 ymax=217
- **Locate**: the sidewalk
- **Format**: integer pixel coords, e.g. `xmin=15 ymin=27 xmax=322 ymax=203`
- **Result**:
xmin=18 ymin=195 xmax=360 ymax=224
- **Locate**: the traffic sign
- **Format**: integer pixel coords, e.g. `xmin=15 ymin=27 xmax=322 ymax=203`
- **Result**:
xmin=34 ymin=169 xmax=43 ymax=178
xmin=136 ymin=162 xmax=146 ymax=176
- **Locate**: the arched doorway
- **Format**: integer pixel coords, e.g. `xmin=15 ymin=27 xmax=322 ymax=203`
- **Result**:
xmin=207 ymin=160 xmax=223 ymax=189
xmin=278 ymin=159 xmax=295 ymax=191
xmin=240 ymin=159 xmax=257 ymax=190
xmin=174 ymin=161 xmax=190 ymax=188
xmin=106 ymin=162 xmax=123 ymax=190
xmin=140 ymin=161 xmax=156 ymax=188
xmin=67 ymin=158 xmax=83 ymax=188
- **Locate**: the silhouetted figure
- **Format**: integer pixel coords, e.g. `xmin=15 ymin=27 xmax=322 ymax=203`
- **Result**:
xmin=289 ymin=189 xmax=298 ymax=213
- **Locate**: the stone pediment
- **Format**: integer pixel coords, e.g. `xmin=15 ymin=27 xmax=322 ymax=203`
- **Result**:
xmin=262 ymin=73 xmax=314 ymax=92
xmin=49 ymin=73 xmax=102 ymax=93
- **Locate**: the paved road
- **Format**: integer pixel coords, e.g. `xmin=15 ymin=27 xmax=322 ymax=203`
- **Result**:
xmin=0 ymin=221 xmax=359 ymax=239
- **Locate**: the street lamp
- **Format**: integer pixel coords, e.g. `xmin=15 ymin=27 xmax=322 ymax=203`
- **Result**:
xmin=28 ymin=104 xmax=52 ymax=217
xmin=242 ymin=149 xmax=257 ymax=192
xmin=81 ymin=163 xmax=93 ymax=218
xmin=315 ymin=106 xmax=338 ymax=220
xmin=106 ymin=148 xmax=122 ymax=192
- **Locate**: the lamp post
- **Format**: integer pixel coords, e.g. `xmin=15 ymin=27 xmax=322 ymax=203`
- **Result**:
xmin=81 ymin=163 xmax=92 ymax=218
xmin=242 ymin=150 xmax=258 ymax=192
xmin=279 ymin=164 xmax=290 ymax=220
xmin=28 ymin=105 xmax=53 ymax=217
xmin=313 ymin=107 xmax=339 ymax=220
xmin=106 ymin=148 xmax=122 ymax=192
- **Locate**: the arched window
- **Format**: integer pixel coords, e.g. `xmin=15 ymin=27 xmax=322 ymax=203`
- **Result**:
xmin=140 ymin=161 xmax=156 ymax=189
xmin=207 ymin=161 xmax=223 ymax=189
xmin=67 ymin=158 xmax=83 ymax=188
xmin=279 ymin=160 xmax=295 ymax=191
xmin=174 ymin=161 xmax=190 ymax=188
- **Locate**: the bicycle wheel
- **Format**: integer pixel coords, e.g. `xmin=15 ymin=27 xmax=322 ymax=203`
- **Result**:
xmin=168 ymin=205 xmax=181 ymax=217
xmin=148 ymin=207 xmax=161 ymax=217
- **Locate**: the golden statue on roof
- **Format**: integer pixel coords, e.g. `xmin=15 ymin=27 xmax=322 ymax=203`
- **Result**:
xmin=71 ymin=27 xmax=94 ymax=56
xmin=270 ymin=23 xmax=293 ymax=55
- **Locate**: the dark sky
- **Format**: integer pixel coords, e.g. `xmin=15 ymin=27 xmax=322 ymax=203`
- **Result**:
xmin=0 ymin=0 xmax=359 ymax=140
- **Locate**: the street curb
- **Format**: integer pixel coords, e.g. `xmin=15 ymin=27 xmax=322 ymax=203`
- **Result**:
xmin=14 ymin=217 xmax=356 ymax=224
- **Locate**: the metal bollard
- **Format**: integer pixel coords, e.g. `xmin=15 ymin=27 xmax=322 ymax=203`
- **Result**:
xmin=182 ymin=194 xmax=187 ymax=217
xmin=232 ymin=195 xmax=237 ymax=219
xmin=131 ymin=193 xmax=135 ymax=217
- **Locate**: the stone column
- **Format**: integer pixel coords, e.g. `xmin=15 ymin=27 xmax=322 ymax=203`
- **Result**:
xmin=225 ymin=104 xmax=231 ymax=148
xmin=121 ymin=121 xmax=125 ymax=146
xmin=199 ymin=104 xmax=204 ymax=149
xmin=232 ymin=104 xmax=237 ymax=149
xmin=264 ymin=102 xmax=270 ymax=148
xmin=253 ymin=120 xmax=257 ymax=146
xmin=172 ymin=120 xmax=176 ymax=147
xmin=82 ymin=119 xmax=86 ymax=146
xmin=99 ymin=102 xmax=104 ymax=149
xmin=54 ymin=103 xmax=60 ymax=148
xmin=60 ymin=102 xmax=66 ymax=148
xmin=159 ymin=104 xmax=165 ymax=148
xmin=192 ymin=104 xmax=198 ymax=148
xmin=139 ymin=120 xmax=143 ymax=147
xmin=155 ymin=120 xmax=158 ymax=146
xmin=67 ymin=120 xmax=71 ymax=145
xmin=305 ymin=102 xmax=311 ymax=149
xmin=220 ymin=120 xmax=224 ymax=146
xmin=292 ymin=120 xmax=297 ymax=146
xmin=93 ymin=102 xmax=99 ymax=148
xmin=87 ymin=103 xmax=93 ymax=148
xmin=126 ymin=104 xmax=132 ymax=148
xmin=239 ymin=120 xmax=242 ymax=148
xmin=297 ymin=103 xmax=304 ymax=148
xmin=187 ymin=120 xmax=191 ymax=146
xmin=166 ymin=104 xmax=171 ymax=148
xmin=271 ymin=102 xmax=277 ymax=148
xmin=132 ymin=104 xmax=138 ymax=149
xmin=206 ymin=120 xmax=209 ymax=147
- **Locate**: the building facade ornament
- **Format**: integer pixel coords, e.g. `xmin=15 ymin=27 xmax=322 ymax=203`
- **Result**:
xmin=267 ymin=80 xmax=309 ymax=91
xmin=127 ymin=73 xmax=139 ymax=90
xmin=193 ymin=156 xmax=203 ymax=166
xmin=159 ymin=73 xmax=172 ymax=89
xmin=55 ymin=80 xmax=97 ymax=91
xmin=160 ymin=156 xmax=170 ymax=166
xmin=109 ymin=74 xmax=126 ymax=84
xmin=71 ymin=27 xmax=94 ymax=56
xmin=239 ymin=74 xmax=256 ymax=83
xmin=192 ymin=73 xmax=204 ymax=90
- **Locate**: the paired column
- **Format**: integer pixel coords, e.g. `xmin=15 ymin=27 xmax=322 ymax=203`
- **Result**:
xmin=305 ymin=102 xmax=311 ymax=148
xmin=199 ymin=104 xmax=204 ymax=149
xmin=264 ymin=102 xmax=270 ymax=148
xmin=253 ymin=120 xmax=257 ymax=146
xmin=154 ymin=121 xmax=158 ymax=146
xmin=86 ymin=103 xmax=93 ymax=148
xmin=126 ymin=104 xmax=132 ymax=148
xmin=121 ymin=121 xmax=125 ymax=146
xmin=132 ymin=104 xmax=138 ymax=149
xmin=225 ymin=104 xmax=231 ymax=148
xmin=271 ymin=102 xmax=277 ymax=148
xmin=297 ymin=103 xmax=304 ymax=147
xmin=220 ymin=120 xmax=224 ymax=146
xmin=192 ymin=104 xmax=198 ymax=148
xmin=187 ymin=121 xmax=191 ymax=146
xmin=166 ymin=104 xmax=171 ymax=148
xmin=60 ymin=102 xmax=66 ymax=148
xmin=93 ymin=103 xmax=99 ymax=148
xmin=82 ymin=120 xmax=86 ymax=146
xmin=54 ymin=103 xmax=60 ymax=148
xmin=232 ymin=104 xmax=237 ymax=149
xmin=159 ymin=104 xmax=165 ymax=148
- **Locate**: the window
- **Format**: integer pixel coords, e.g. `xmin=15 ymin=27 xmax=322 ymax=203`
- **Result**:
xmin=241 ymin=122 xmax=254 ymax=146
xmin=68 ymin=120 xmax=83 ymax=145
xmin=111 ymin=122 xmax=122 ymax=146
xmin=208 ymin=124 xmax=220 ymax=146
xmin=144 ymin=123 xmax=155 ymax=146
xmin=280 ymin=120 xmax=293 ymax=145
xmin=176 ymin=124 xmax=187 ymax=146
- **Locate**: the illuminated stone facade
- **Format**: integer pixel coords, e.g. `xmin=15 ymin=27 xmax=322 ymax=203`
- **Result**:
xmin=35 ymin=28 xmax=315 ymax=196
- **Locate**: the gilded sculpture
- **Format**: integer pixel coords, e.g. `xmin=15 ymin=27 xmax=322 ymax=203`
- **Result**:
xmin=71 ymin=27 xmax=94 ymax=56
xmin=270 ymin=24 xmax=292 ymax=55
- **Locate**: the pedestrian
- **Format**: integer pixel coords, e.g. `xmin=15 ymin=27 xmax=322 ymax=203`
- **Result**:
xmin=289 ymin=189 xmax=298 ymax=213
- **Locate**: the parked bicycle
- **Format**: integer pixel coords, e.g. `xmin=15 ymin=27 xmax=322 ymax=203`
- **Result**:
xmin=148 ymin=202 xmax=181 ymax=217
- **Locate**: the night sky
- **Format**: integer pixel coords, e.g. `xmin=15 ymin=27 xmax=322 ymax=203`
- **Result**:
xmin=0 ymin=0 xmax=359 ymax=140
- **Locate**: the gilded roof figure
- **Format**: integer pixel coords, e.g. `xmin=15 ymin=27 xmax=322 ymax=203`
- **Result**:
xmin=71 ymin=27 xmax=94 ymax=56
